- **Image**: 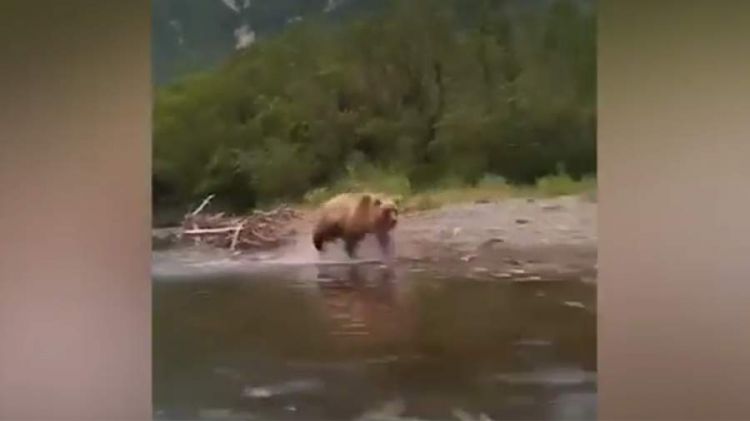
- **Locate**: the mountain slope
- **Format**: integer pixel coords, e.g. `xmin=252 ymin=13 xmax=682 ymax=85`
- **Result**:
xmin=152 ymin=0 xmax=384 ymax=85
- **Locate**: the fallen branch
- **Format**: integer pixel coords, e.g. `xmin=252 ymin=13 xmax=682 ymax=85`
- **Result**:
xmin=230 ymin=221 xmax=246 ymax=251
xmin=239 ymin=238 xmax=264 ymax=248
xmin=248 ymin=227 xmax=277 ymax=243
xmin=183 ymin=227 xmax=240 ymax=235
xmin=190 ymin=194 xmax=215 ymax=216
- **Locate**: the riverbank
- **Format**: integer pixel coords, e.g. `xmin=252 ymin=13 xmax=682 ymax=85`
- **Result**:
xmin=153 ymin=192 xmax=596 ymax=284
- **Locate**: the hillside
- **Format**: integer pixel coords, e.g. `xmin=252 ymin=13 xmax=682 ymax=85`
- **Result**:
xmin=152 ymin=0 xmax=386 ymax=85
xmin=153 ymin=0 xmax=596 ymax=221
xmin=152 ymin=0 xmax=591 ymax=85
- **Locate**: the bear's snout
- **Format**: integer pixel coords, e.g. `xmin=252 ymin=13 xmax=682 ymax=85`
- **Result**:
xmin=382 ymin=208 xmax=398 ymax=229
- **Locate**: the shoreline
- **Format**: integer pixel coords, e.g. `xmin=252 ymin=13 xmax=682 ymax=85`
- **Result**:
xmin=153 ymin=194 xmax=597 ymax=284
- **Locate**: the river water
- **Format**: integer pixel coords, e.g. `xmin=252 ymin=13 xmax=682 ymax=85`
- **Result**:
xmin=153 ymin=255 xmax=596 ymax=421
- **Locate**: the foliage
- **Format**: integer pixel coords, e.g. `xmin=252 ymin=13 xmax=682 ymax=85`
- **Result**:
xmin=535 ymin=170 xmax=596 ymax=197
xmin=153 ymin=0 xmax=596 ymax=216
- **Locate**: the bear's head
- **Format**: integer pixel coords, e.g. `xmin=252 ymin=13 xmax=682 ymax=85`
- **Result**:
xmin=372 ymin=196 xmax=399 ymax=232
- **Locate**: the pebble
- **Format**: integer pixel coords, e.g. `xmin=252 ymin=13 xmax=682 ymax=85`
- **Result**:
xmin=480 ymin=237 xmax=505 ymax=248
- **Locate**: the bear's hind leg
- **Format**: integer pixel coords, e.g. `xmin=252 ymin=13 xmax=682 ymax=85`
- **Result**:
xmin=313 ymin=222 xmax=342 ymax=253
xmin=344 ymin=236 xmax=362 ymax=259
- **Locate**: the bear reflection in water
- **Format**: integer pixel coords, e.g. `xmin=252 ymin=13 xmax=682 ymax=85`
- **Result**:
xmin=314 ymin=263 xmax=412 ymax=347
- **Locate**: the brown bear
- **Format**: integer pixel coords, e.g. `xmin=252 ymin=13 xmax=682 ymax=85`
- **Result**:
xmin=312 ymin=192 xmax=399 ymax=261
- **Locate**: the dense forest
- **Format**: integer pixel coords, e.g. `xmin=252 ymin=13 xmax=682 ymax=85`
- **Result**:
xmin=153 ymin=0 xmax=595 ymax=218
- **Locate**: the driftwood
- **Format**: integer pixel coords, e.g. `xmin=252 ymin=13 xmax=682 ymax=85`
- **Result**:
xmin=229 ymin=221 xmax=245 ymax=251
xmin=183 ymin=227 xmax=240 ymax=235
xmin=178 ymin=195 xmax=300 ymax=251
xmin=190 ymin=194 xmax=215 ymax=216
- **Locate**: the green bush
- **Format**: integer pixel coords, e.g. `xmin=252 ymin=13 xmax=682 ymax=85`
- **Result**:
xmin=535 ymin=168 xmax=596 ymax=197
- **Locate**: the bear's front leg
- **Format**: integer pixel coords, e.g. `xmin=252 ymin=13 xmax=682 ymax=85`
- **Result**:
xmin=376 ymin=232 xmax=395 ymax=264
xmin=313 ymin=231 xmax=326 ymax=252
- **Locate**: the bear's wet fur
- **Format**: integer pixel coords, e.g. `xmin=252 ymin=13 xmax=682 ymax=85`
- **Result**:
xmin=312 ymin=192 xmax=399 ymax=260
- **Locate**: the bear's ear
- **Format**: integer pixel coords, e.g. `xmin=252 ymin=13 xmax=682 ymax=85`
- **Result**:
xmin=373 ymin=198 xmax=382 ymax=206
xmin=358 ymin=194 xmax=372 ymax=207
